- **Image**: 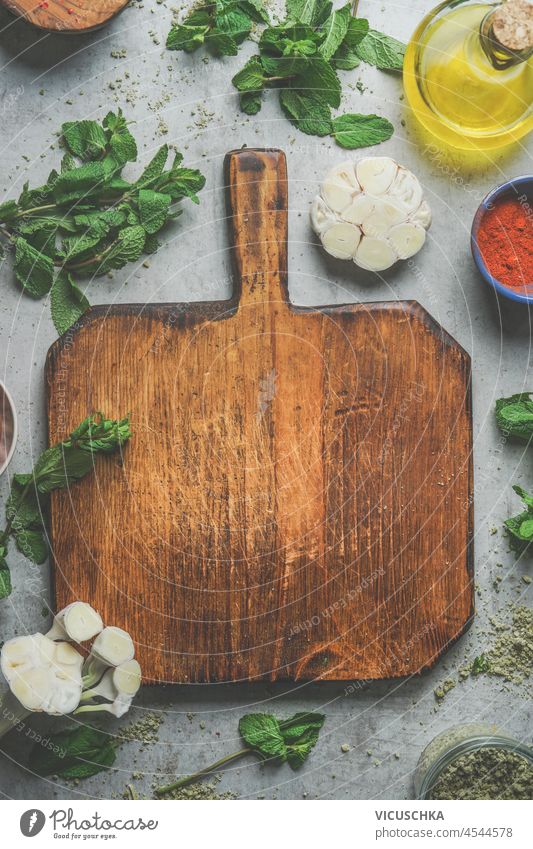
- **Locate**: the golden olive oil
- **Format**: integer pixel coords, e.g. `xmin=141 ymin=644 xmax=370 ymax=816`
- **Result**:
xmin=404 ymin=1 xmax=533 ymax=149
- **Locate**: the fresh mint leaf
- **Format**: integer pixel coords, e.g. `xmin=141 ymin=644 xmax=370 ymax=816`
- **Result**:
xmin=136 ymin=145 xmax=169 ymax=188
xmin=207 ymin=29 xmax=239 ymax=56
xmin=28 ymin=726 xmax=116 ymax=778
xmin=239 ymin=0 xmax=269 ymax=24
xmin=167 ymin=23 xmax=210 ymax=52
xmin=103 ymin=110 xmax=138 ymax=166
xmin=214 ymin=8 xmax=252 ymax=44
xmin=33 ymin=444 xmax=94 ymax=493
xmin=318 ymin=2 xmax=351 ymax=60
xmin=343 ymin=15 xmax=369 ymax=48
xmin=331 ymin=43 xmax=360 ymax=70
xmin=62 ymin=120 xmax=108 ymax=161
xmin=331 ymin=113 xmax=394 ymax=148
xmin=240 ymin=90 xmax=263 ymax=114
xmin=0 ymin=568 xmax=12 ymax=599
xmin=239 ymin=714 xmax=286 ymax=758
xmin=15 ymin=528 xmax=48 ymax=564
xmin=138 ymin=189 xmax=171 ymax=235
xmin=0 ymin=200 xmax=18 ymax=224
xmin=50 ymin=272 xmax=90 ymax=335
xmin=280 ymin=89 xmax=332 ymax=136
xmin=471 ymin=654 xmax=490 ymax=675
xmin=6 ymin=473 xmax=41 ymax=529
xmin=14 ymin=237 xmax=54 ymax=298
xmin=495 ymin=393 xmax=533 ymax=441
xmin=354 ymin=28 xmax=405 ymax=70
xmin=293 ymin=54 xmax=341 ymax=107
xmin=232 ymin=56 xmax=266 ymax=91
xmin=286 ymin=0 xmax=332 ymax=27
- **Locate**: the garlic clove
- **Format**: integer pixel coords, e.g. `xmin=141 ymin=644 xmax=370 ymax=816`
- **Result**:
xmin=388 ymin=166 xmax=423 ymax=214
xmin=54 ymin=641 xmax=84 ymax=668
xmin=328 ymin=161 xmax=359 ymax=189
xmin=410 ymin=199 xmax=432 ymax=229
xmin=356 ymin=157 xmax=397 ymax=195
xmin=361 ymin=197 xmax=406 ymax=237
xmin=320 ymin=177 xmax=354 ymax=212
xmin=10 ymin=667 xmax=50 ymax=712
xmin=342 ymin=193 xmax=375 ymax=225
xmin=91 ymin=626 xmax=135 ymax=667
xmin=355 ymin=236 xmax=398 ymax=272
xmin=113 ymin=659 xmax=142 ymax=697
xmin=310 ymin=196 xmax=337 ymax=234
xmin=388 ymin=223 xmax=427 ymax=260
xmin=61 ymin=602 xmax=103 ymax=643
xmin=321 ymin=222 xmax=361 ymax=260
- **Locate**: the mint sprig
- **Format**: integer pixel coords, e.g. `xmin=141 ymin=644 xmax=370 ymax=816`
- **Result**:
xmin=231 ymin=1 xmax=400 ymax=148
xmin=154 ymin=711 xmax=326 ymax=794
xmin=0 ymin=111 xmax=206 ymax=334
xmin=0 ymin=412 xmax=131 ymax=599
xmin=166 ymin=0 xmax=270 ymax=57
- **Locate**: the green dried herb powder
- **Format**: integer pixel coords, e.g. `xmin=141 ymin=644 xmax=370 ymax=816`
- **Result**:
xmin=428 ymin=747 xmax=533 ymax=800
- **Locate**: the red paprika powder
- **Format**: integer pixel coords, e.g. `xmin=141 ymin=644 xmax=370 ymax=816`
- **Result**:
xmin=476 ymin=196 xmax=533 ymax=288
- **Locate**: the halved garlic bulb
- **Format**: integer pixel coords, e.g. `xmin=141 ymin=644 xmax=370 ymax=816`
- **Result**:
xmin=311 ymin=156 xmax=431 ymax=272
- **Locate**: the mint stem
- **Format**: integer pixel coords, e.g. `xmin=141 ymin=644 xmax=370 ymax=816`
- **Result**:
xmin=154 ymin=747 xmax=254 ymax=795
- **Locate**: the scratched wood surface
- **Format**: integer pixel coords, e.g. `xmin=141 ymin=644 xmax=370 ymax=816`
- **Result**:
xmin=1 ymin=0 xmax=128 ymax=32
xmin=46 ymin=148 xmax=474 ymax=684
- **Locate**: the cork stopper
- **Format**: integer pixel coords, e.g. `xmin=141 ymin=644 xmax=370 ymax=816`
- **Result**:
xmin=491 ymin=0 xmax=533 ymax=52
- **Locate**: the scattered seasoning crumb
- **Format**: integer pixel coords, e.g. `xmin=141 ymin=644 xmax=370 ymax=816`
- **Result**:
xmin=522 ymin=575 xmax=532 ymax=584
xmin=119 ymin=712 xmax=164 ymax=745
xmin=434 ymin=678 xmax=456 ymax=701
xmin=340 ymin=743 xmax=350 ymax=753
xmin=155 ymin=780 xmax=237 ymax=800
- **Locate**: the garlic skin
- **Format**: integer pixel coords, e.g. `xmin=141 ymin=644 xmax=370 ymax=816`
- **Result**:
xmin=311 ymin=157 xmax=431 ymax=272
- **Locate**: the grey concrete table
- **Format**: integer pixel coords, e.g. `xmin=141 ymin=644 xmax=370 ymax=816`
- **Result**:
xmin=0 ymin=0 xmax=532 ymax=801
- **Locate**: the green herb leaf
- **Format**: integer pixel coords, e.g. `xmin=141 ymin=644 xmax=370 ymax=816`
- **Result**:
xmin=286 ymin=0 xmax=332 ymax=28
xmin=0 ymin=200 xmax=19 ymax=224
xmin=232 ymin=56 xmax=266 ymax=91
xmin=239 ymin=711 xmax=326 ymax=767
xmin=136 ymin=145 xmax=169 ymax=188
xmin=0 ymin=567 xmax=12 ymax=599
xmin=138 ymin=189 xmax=172 ymax=235
xmin=330 ymin=113 xmax=394 ymax=148
xmin=103 ymin=110 xmax=138 ymax=166
xmin=280 ymin=89 xmax=332 ymax=136
xmin=51 ymin=272 xmax=90 ymax=335
xmin=207 ymin=29 xmax=240 ymax=56
xmin=354 ymin=28 xmax=405 ymax=70
xmin=495 ymin=393 xmax=533 ymax=441
xmin=240 ymin=90 xmax=263 ymax=114
xmin=28 ymin=726 xmax=116 ymax=778
xmin=14 ymin=237 xmax=54 ymax=298
xmin=167 ymin=23 xmax=210 ymax=52
xmin=15 ymin=528 xmax=48 ymax=564
xmin=471 ymin=654 xmax=490 ymax=675
xmin=6 ymin=473 xmax=42 ymax=529
xmin=62 ymin=120 xmax=108 ymax=161
xmin=239 ymin=714 xmax=286 ymax=757
xmin=293 ymin=54 xmax=341 ymax=107
xmin=318 ymin=2 xmax=351 ymax=60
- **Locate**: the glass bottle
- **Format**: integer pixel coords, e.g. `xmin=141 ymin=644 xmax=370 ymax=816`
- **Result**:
xmin=403 ymin=0 xmax=533 ymax=149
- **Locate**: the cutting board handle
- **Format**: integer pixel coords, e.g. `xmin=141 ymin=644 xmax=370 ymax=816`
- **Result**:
xmin=225 ymin=148 xmax=289 ymax=310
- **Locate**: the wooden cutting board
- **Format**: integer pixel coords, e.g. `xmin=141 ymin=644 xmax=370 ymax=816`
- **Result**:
xmin=46 ymin=148 xmax=474 ymax=684
xmin=1 ymin=0 xmax=128 ymax=32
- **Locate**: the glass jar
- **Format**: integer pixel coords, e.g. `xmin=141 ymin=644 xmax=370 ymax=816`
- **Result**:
xmin=415 ymin=723 xmax=533 ymax=800
xmin=403 ymin=0 xmax=533 ymax=150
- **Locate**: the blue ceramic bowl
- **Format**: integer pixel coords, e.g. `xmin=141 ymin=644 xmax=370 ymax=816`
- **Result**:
xmin=471 ymin=176 xmax=533 ymax=304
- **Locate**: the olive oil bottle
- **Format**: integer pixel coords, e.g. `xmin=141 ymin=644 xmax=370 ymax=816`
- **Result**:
xmin=404 ymin=0 xmax=533 ymax=149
